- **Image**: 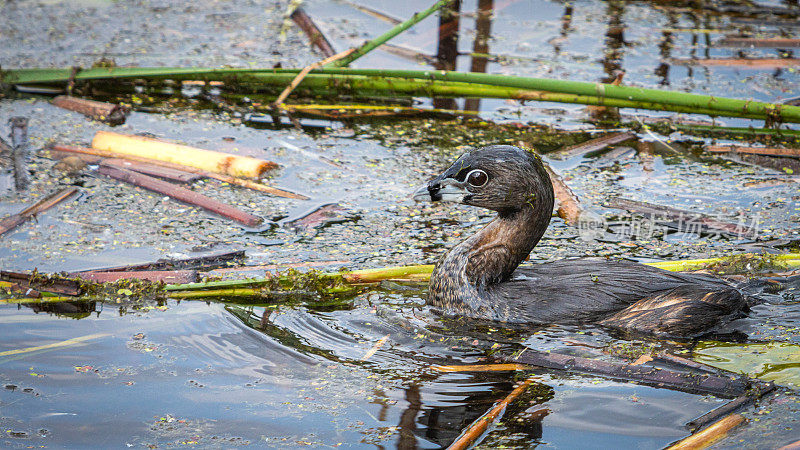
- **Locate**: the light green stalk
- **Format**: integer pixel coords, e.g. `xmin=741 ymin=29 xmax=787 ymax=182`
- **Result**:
xmin=4 ymin=67 xmax=800 ymax=123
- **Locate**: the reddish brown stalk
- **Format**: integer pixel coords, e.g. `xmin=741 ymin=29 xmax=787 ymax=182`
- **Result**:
xmin=0 ymin=187 xmax=78 ymax=236
xmin=98 ymin=165 xmax=263 ymax=227
xmin=290 ymin=8 xmax=336 ymax=57
xmin=100 ymin=159 xmax=203 ymax=183
xmin=52 ymin=96 xmax=129 ymax=124
xmin=706 ymin=145 xmax=800 ymax=158
xmin=552 ymin=131 xmax=636 ymax=159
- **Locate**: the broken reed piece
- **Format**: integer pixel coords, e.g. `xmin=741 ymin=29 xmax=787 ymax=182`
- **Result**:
xmin=52 ymin=96 xmax=129 ymax=124
xmin=523 ymin=143 xmax=583 ymax=225
xmin=503 ymin=348 xmax=750 ymax=398
xmin=379 ymin=43 xmax=438 ymax=65
xmin=0 ymin=270 xmax=82 ymax=296
xmin=448 ymin=375 xmax=541 ymax=450
xmin=670 ymin=58 xmax=800 ymax=68
xmin=50 ymin=145 xmax=308 ymax=200
xmin=543 ymin=163 xmax=582 ymax=225
xmin=80 ymin=249 xmax=246 ymax=273
xmin=550 ymin=131 xmax=637 ymax=159
xmin=100 ymin=159 xmax=203 ymax=183
xmin=50 ymin=151 xmax=203 ymax=183
xmin=716 ymin=37 xmax=800 ymax=48
xmin=705 ymin=145 xmax=800 ymax=159
xmin=342 ymin=1 xmax=401 ymax=25
xmin=656 ymin=351 xmax=721 ymax=375
xmin=666 ymin=414 xmax=746 ymax=450
xmin=290 ymin=7 xmax=336 ymax=57
xmin=9 ymin=116 xmax=30 ymax=191
xmin=605 ymin=197 xmax=757 ymax=238
xmin=98 ymin=165 xmax=263 ymax=227
xmin=685 ymin=382 xmax=775 ymax=432
xmin=72 ymin=270 xmax=198 ymax=284
xmin=272 ymin=48 xmax=357 ymax=107
xmin=91 ymin=131 xmax=278 ymax=179
xmin=0 ymin=187 xmax=78 ymax=237
xmin=213 ymin=175 xmax=308 ymax=200
xmin=284 ymin=203 xmax=346 ymax=230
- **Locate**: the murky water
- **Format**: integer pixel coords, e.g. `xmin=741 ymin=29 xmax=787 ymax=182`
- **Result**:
xmin=2 ymin=0 xmax=800 ymax=448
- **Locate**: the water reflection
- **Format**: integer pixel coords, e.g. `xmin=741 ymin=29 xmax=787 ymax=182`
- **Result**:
xmin=214 ymin=295 xmax=714 ymax=448
xmin=655 ymin=12 xmax=677 ymax=86
xmin=434 ymin=0 xmax=461 ymax=110
xmin=463 ymin=0 xmax=494 ymax=112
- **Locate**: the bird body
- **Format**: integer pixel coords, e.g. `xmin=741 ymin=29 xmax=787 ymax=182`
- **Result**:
xmin=414 ymin=145 xmax=748 ymax=338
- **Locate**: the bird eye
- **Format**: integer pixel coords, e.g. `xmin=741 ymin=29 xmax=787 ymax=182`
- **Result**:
xmin=466 ymin=169 xmax=488 ymax=187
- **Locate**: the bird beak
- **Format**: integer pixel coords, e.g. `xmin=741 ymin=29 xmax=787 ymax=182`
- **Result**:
xmin=412 ymin=184 xmax=433 ymax=202
xmin=412 ymin=178 xmax=469 ymax=203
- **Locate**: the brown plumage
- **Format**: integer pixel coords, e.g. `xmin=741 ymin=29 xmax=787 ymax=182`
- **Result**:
xmin=413 ymin=145 xmax=749 ymax=338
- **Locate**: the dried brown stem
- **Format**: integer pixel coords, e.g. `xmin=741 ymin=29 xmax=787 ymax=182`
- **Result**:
xmin=79 ymin=249 xmax=245 ymax=272
xmin=273 ymin=48 xmax=356 ymax=107
xmin=52 ymin=96 xmax=129 ymax=124
xmin=706 ymin=145 xmax=800 ymax=158
xmin=606 ymin=198 xmax=757 ymax=238
xmin=551 ymin=131 xmax=636 ymax=159
xmin=290 ymin=8 xmax=336 ymax=57
xmin=98 ymin=165 xmax=263 ymax=227
xmin=543 ymin=163 xmax=582 ymax=225
xmin=685 ymin=383 xmax=774 ymax=432
xmin=0 ymin=270 xmax=82 ymax=296
xmin=504 ymin=349 xmax=750 ymax=398
xmin=0 ymin=187 xmax=78 ymax=237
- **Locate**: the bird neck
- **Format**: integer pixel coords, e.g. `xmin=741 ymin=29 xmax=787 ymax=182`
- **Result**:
xmin=468 ymin=205 xmax=552 ymax=281
xmin=428 ymin=204 xmax=551 ymax=311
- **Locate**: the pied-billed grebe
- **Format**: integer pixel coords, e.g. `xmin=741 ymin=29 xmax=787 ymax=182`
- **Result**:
xmin=413 ymin=145 xmax=749 ymax=338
